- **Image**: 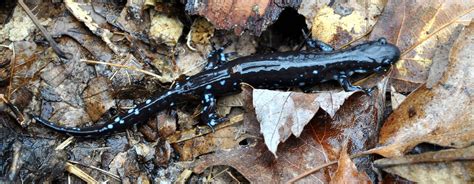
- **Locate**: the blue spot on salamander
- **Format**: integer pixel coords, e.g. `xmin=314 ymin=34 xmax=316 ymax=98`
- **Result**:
xmin=204 ymin=94 xmax=211 ymax=102
xmin=220 ymin=53 xmax=226 ymax=61
xmin=220 ymin=80 xmax=226 ymax=86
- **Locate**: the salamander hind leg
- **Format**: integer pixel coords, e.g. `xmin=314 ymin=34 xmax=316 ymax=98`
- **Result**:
xmin=201 ymin=91 xmax=227 ymax=131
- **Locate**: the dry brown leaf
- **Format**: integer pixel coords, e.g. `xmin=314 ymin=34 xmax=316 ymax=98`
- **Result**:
xmin=149 ymin=13 xmax=183 ymax=47
xmin=170 ymin=115 xmax=246 ymax=161
xmin=252 ymin=89 xmax=355 ymax=156
xmin=367 ymin=23 xmax=474 ymax=158
xmin=308 ymin=0 xmax=385 ymax=47
xmin=390 ymin=86 xmax=406 ymax=110
xmin=330 ymin=142 xmax=371 ymax=184
xmin=374 ymin=146 xmax=474 ymax=183
xmin=193 ymin=79 xmax=387 ymax=183
xmin=216 ymin=93 xmax=244 ymax=117
xmin=369 ymin=0 xmax=474 ymax=92
xmin=82 ymin=77 xmax=114 ymax=122
xmin=108 ymin=149 xmax=145 ymax=182
xmin=50 ymin=16 xmax=113 ymax=62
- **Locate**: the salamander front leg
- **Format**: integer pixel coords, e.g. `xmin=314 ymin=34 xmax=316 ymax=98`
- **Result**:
xmin=337 ymin=75 xmax=373 ymax=94
xmin=301 ymin=29 xmax=334 ymax=52
xmin=205 ymin=42 xmax=237 ymax=70
xmin=201 ymin=92 xmax=227 ymax=130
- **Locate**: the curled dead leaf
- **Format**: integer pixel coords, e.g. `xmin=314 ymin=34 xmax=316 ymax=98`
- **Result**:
xmin=368 ymin=23 xmax=474 ymax=158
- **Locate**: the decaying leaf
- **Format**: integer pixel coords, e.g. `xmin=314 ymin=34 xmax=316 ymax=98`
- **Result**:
xmin=185 ymin=0 xmax=300 ymax=35
xmin=149 ymin=13 xmax=183 ymax=47
xmin=374 ymin=146 xmax=474 ymax=183
xmin=4 ymin=0 xmax=471 ymax=183
xmin=370 ymin=0 xmax=474 ymax=92
xmin=368 ymin=23 xmax=474 ymax=158
xmin=64 ymin=0 xmax=125 ymax=54
xmin=0 ymin=5 xmax=35 ymax=42
xmin=49 ymin=15 xmax=114 ymax=62
xmin=309 ymin=0 xmax=385 ymax=47
xmin=82 ymin=77 xmax=115 ymax=121
xmin=171 ymin=116 xmax=247 ymax=161
xmin=189 ymin=17 xmax=215 ymax=45
xmin=216 ymin=93 xmax=244 ymax=117
xmin=390 ymin=86 xmax=406 ymax=110
xmin=253 ymin=89 xmax=356 ymax=156
xmin=330 ymin=142 xmax=371 ymax=184
xmin=108 ymin=149 xmax=147 ymax=182
xmin=193 ymin=79 xmax=388 ymax=183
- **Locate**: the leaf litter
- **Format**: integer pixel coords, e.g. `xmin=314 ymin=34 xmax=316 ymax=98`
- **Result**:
xmin=253 ymin=88 xmax=356 ymax=156
xmin=0 ymin=0 xmax=473 ymax=183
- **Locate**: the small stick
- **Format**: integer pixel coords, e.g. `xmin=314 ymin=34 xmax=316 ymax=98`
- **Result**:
xmin=68 ymin=160 xmax=121 ymax=181
xmin=287 ymin=152 xmax=366 ymax=183
xmin=82 ymin=59 xmax=165 ymax=80
xmin=18 ymin=0 xmax=69 ymax=59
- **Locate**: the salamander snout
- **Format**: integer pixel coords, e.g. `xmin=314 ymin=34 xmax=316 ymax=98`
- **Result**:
xmin=368 ymin=38 xmax=400 ymax=66
xmin=380 ymin=42 xmax=400 ymax=66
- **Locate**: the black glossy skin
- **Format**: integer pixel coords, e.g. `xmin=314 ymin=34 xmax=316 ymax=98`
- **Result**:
xmin=33 ymin=38 xmax=400 ymax=136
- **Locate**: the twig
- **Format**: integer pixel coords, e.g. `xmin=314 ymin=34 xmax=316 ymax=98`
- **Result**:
xmin=68 ymin=160 xmax=121 ymax=181
xmin=18 ymin=0 xmax=69 ymax=59
xmin=0 ymin=94 xmax=25 ymax=125
xmin=82 ymin=59 xmax=165 ymax=81
xmin=286 ymin=160 xmax=338 ymax=183
xmin=1 ymin=43 xmax=16 ymax=100
xmin=64 ymin=162 xmax=98 ymax=184
xmin=286 ymin=152 xmax=367 ymax=183
xmin=55 ymin=136 xmax=75 ymax=150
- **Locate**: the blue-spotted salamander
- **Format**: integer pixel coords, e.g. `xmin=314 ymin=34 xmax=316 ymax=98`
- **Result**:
xmin=33 ymin=38 xmax=400 ymax=136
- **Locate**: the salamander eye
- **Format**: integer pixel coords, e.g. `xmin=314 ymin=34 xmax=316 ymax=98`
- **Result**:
xmin=378 ymin=38 xmax=387 ymax=45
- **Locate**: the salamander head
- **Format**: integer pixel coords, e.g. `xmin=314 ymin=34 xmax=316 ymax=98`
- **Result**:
xmin=355 ymin=38 xmax=400 ymax=73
